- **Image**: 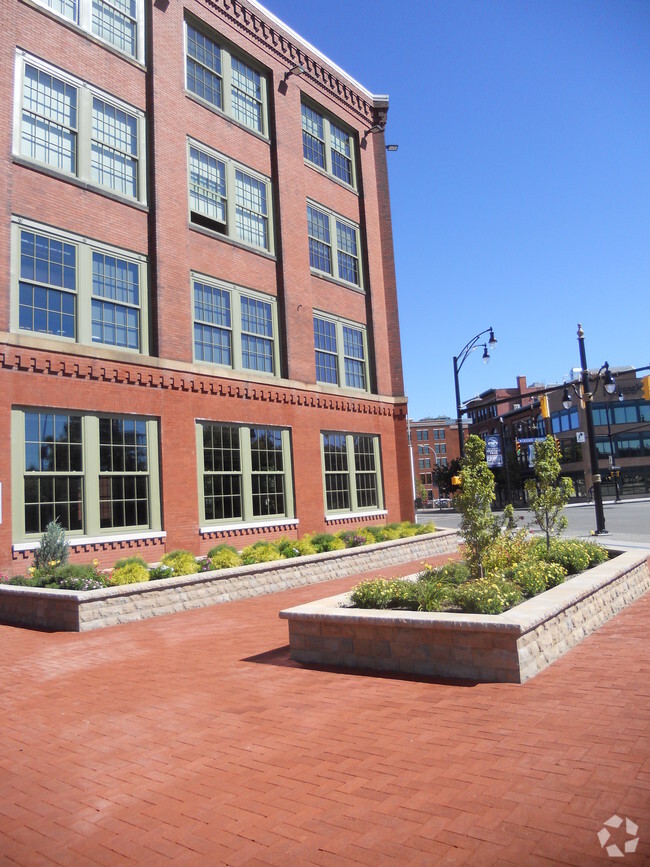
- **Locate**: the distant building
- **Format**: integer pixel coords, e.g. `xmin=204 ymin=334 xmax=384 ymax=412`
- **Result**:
xmin=0 ymin=0 xmax=412 ymax=575
xmin=408 ymin=416 xmax=466 ymax=503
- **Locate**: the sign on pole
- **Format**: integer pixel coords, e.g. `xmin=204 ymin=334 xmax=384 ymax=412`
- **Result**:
xmin=485 ymin=435 xmax=503 ymax=468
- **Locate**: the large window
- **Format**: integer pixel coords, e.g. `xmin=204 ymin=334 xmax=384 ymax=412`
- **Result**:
xmin=307 ymin=202 xmax=361 ymax=287
xmin=188 ymin=140 xmax=272 ymax=252
xmin=31 ymin=0 xmax=144 ymax=61
xmin=593 ymin=401 xmax=650 ymax=427
xmin=12 ymin=409 xmax=160 ymax=540
xmin=321 ymin=432 xmax=383 ymax=515
xmin=416 ymin=430 xmax=428 ymax=441
xmin=185 ymin=21 xmax=268 ymax=135
xmin=198 ymin=423 xmax=294 ymax=526
xmin=551 ymin=408 xmax=580 ymax=434
xmin=193 ymin=275 xmax=278 ymax=375
xmin=313 ymin=314 xmax=367 ymax=390
xmin=15 ymin=53 xmax=146 ymax=203
xmin=301 ymin=102 xmax=355 ymax=187
xmin=12 ymin=217 xmax=148 ymax=352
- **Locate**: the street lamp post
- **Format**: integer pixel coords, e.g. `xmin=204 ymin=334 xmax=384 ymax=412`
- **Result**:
xmin=453 ymin=327 xmax=497 ymax=457
xmin=563 ymin=324 xmax=618 ymax=535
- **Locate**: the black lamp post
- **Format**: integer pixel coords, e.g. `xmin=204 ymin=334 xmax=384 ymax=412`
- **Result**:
xmin=453 ymin=327 xmax=497 ymax=457
xmin=562 ymin=324 xmax=617 ymax=534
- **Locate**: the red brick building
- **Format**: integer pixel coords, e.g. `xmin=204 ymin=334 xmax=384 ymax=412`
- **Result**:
xmin=0 ymin=0 xmax=411 ymax=575
xmin=408 ymin=417 xmax=465 ymax=502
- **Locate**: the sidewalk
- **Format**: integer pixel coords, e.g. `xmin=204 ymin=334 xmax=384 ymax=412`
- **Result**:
xmin=1 ymin=554 xmax=648 ymax=865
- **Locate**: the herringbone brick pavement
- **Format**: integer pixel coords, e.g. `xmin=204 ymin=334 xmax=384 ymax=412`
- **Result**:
xmin=0 ymin=557 xmax=648 ymax=865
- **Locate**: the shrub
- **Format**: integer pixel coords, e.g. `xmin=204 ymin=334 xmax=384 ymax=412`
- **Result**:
xmin=207 ymin=545 xmax=242 ymax=570
xmin=532 ymin=538 xmax=607 ymax=575
xmin=111 ymin=557 xmax=150 ymax=585
xmin=416 ymin=579 xmax=453 ymax=612
xmin=149 ymin=564 xmax=175 ymax=581
xmin=48 ymin=563 xmax=109 ymax=591
xmin=241 ymin=542 xmax=282 ymax=565
xmin=350 ymin=577 xmax=419 ymax=610
xmin=396 ymin=521 xmax=418 ymax=538
xmin=363 ymin=526 xmax=385 ymax=542
xmin=419 ymin=560 xmax=471 ymax=586
xmin=337 ymin=528 xmax=374 ymax=548
xmin=481 ymin=529 xmax=531 ymax=576
xmin=453 ymin=577 xmax=523 ymax=615
xmin=33 ymin=520 xmax=69 ymax=572
xmin=161 ymin=550 xmax=200 ymax=576
xmin=275 ymin=537 xmax=317 ymax=559
xmin=309 ymin=533 xmax=346 ymax=553
xmin=414 ymin=521 xmax=436 ymax=535
xmin=510 ymin=560 xmax=566 ymax=598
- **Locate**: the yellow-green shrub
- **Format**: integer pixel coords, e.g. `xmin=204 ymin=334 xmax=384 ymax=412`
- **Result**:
xmin=161 ymin=550 xmax=200 ymax=576
xmin=111 ymin=556 xmax=150 ymax=585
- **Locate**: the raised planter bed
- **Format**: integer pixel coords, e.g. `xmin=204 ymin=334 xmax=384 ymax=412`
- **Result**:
xmin=280 ymin=549 xmax=650 ymax=683
xmin=0 ymin=530 xmax=459 ymax=632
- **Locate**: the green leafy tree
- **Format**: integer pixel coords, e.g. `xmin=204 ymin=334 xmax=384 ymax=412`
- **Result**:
xmin=525 ymin=436 xmax=575 ymax=551
xmin=415 ymin=478 xmax=428 ymax=505
xmin=455 ymin=436 xmax=509 ymax=578
xmin=433 ymin=458 xmax=461 ymax=497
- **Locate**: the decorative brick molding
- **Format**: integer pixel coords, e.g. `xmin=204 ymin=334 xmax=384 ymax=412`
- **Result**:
xmin=0 ymin=531 xmax=459 ymax=632
xmin=280 ymin=550 xmax=650 ymax=683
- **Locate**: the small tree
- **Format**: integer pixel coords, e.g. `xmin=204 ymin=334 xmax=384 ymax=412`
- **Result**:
xmin=433 ymin=458 xmax=461 ymax=497
xmin=455 ymin=436 xmax=506 ymax=578
xmin=525 ymin=436 xmax=575 ymax=551
xmin=33 ymin=520 xmax=69 ymax=572
xmin=415 ymin=478 xmax=428 ymax=505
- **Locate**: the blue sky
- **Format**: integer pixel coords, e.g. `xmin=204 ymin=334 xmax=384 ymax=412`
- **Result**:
xmin=262 ymin=0 xmax=650 ymax=419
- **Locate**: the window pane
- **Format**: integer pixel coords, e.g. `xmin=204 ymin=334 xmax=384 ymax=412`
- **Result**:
xmin=91 ymin=98 xmax=138 ymax=197
xmin=241 ymin=296 xmax=273 ymax=372
xmin=187 ymin=25 xmax=222 ymax=108
xmin=307 ymin=206 xmax=331 ymax=273
xmin=189 ymin=147 xmax=227 ymax=225
xmin=193 ymin=281 xmax=232 ymax=365
xmin=336 ymin=221 xmax=359 ymax=285
xmin=231 ymin=58 xmax=262 ymax=131
xmin=314 ymin=317 xmax=338 ymax=384
xmin=343 ymin=326 xmax=366 ymax=389
xmin=330 ymin=122 xmax=352 ymax=184
xmin=235 ymin=171 xmax=268 ymax=248
xmin=22 ymin=65 xmax=77 ymax=173
xmin=301 ymin=104 xmax=325 ymax=167
xmin=92 ymin=0 xmax=137 ymax=57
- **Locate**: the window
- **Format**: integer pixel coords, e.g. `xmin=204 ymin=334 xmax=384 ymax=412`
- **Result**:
xmin=12 ymin=217 xmax=148 ymax=351
xmin=551 ymin=408 xmax=579 ymax=434
xmin=185 ymin=21 xmax=267 ymax=135
xmin=198 ymin=423 xmax=294 ymax=525
xmin=313 ymin=313 xmax=368 ymax=390
xmin=31 ymin=0 xmax=143 ymax=61
xmin=434 ymin=429 xmax=445 ymax=440
xmin=307 ymin=202 xmax=361 ymax=287
xmin=15 ymin=53 xmax=146 ymax=203
xmin=193 ymin=275 xmax=278 ymax=375
xmin=416 ymin=430 xmax=428 ymax=441
xmin=322 ymin=432 xmax=383 ymax=514
xmin=418 ymin=458 xmax=431 ymax=469
xmin=188 ymin=140 xmax=272 ymax=252
xmin=301 ymin=102 xmax=355 ymax=187
xmin=12 ymin=409 xmax=160 ymax=540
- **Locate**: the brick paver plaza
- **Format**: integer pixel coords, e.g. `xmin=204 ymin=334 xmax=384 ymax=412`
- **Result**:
xmin=1 ymin=557 xmax=648 ymax=865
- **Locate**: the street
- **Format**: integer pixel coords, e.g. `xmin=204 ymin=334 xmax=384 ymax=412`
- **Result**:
xmin=417 ymin=498 xmax=650 ymax=550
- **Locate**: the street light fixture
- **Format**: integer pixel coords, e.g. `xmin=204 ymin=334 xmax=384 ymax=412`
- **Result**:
xmin=562 ymin=324 xmax=615 ymax=534
xmin=453 ymin=327 xmax=497 ymax=456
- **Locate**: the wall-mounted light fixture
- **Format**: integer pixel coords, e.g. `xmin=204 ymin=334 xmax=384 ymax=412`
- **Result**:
xmin=284 ymin=64 xmax=305 ymax=80
xmin=364 ymin=123 xmax=385 ymax=136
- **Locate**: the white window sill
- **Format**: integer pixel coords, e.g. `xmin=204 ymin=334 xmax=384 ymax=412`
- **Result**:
xmin=13 ymin=530 xmax=166 ymax=553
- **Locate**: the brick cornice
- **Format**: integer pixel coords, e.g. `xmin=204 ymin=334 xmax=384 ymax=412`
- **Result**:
xmin=0 ymin=345 xmax=406 ymax=419
xmin=197 ymin=0 xmax=386 ymax=127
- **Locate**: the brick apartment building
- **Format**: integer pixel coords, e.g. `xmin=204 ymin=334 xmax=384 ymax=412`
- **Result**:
xmin=0 ymin=0 xmax=412 ymax=575
xmin=408 ymin=416 xmax=465 ymax=503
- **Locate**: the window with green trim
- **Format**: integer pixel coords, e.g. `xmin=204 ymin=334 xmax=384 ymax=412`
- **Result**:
xmin=188 ymin=139 xmax=272 ymax=252
xmin=31 ymin=0 xmax=143 ymax=61
xmin=321 ymin=432 xmax=383 ymax=514
xmin=301 ymin=101 xmax=355 ymax=187
xmin=307 ymin=202 xmax=361 ymax=287
xmin=198 ymin=422 xmax=294 ymax=525
xmin=185 ymin=20 xmax=268 ymax=135
xmin=193 ymin=274 xmax=278 ymax=375
xmin=15 ymin=52 xmax=146 ymax=203
xmin=12 ymin=409 xmax=160 ymax=540
xmin=12 ymin=217 xmax=148 ymax=352
xmin=313 ymin=313 xmax=367 ymax=390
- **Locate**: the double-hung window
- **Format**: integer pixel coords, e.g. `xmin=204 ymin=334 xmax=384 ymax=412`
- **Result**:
xmin=302 ymin=102 xmax=355 ymax=187
xmin=12 ymin=409 xmax=160 ymax=540
xmin=307 ymin=202 xmax=361 ymax=287
xmin=30 ymin=0 xmax=144 ymax=61
xmin=198 ymin=423 xmax=294 ymax=525
xmin=14 ymin=52 xmax=146 ymax=203
xmin=313 ymin=313 xmax=368 ymax=391
xmin=12 ymin=217 xmax=148 ymax=352
xmin=321 ymin=432 xmax=383 ymax=515
xmin=193 ymin=274 xmax=278 ymax=375
xmin=185 ymin=21 xmax=268 ymax=136
xmin=188 ymin=139 xmax=272 ymax=252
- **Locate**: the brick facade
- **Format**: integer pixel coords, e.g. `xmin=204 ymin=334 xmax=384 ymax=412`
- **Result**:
xmin=0 ymin=0 xmax=411 ymax=575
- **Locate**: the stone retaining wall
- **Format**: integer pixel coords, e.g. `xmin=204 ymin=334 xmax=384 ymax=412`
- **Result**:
xmin=0 ymin=530 xmax=459 ymax=632
xmin=280 ymin=549 xmax=650 ymax=683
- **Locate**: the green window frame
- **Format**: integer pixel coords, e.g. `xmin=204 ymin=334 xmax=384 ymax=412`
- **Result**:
xmin=12 ymin=409 xmax=161 ymax=541
xmin=192 ymin=274 xmax=278 ymax=376
xmin=185 ymin=19 xmax=268 ymax=136
xmin=188 ymin=139 xmax=273 ymax=252
xmin=11 ymin=217 xmax=148 ymax=353
xmin=30 ymin=0 xmax=144 ymax=61
xmin=197 ymin=422 xmax=294 ymax=527
xmin=307 ymin=201 xmax=361 ymax=287
xmin=14 ymin=52 xmax=146 ymax=203
xmin=313 ymin=313 xmax=368 ymax=391
xmin=321 ymin=432 xmax=383 ymax=515
xmin=301 ymin=101 xmax=356 ymax=187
